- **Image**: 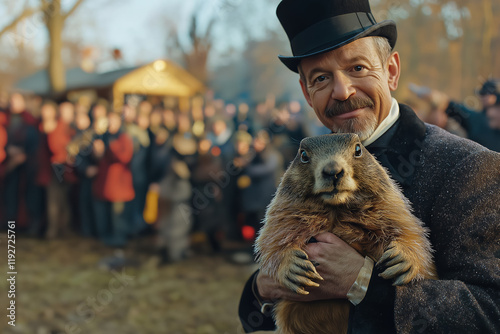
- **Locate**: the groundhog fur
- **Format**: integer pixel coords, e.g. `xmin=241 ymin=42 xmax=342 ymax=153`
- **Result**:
xmin=254 ymin=133 xmax=437 ymax=334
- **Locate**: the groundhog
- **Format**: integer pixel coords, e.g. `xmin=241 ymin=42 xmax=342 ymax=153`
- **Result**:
xmin=254 ymin=133 xmax=438 ymax=334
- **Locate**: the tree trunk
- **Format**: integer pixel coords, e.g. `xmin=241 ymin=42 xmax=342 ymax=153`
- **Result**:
xmin=481 ymin=0 xmax=493 ymax=76
xmin=45 ymin=1 xmax=66 ymax=95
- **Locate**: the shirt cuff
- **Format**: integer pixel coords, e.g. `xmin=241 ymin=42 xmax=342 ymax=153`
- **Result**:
xmin=347 ymin=256 xmax=374 ymax=306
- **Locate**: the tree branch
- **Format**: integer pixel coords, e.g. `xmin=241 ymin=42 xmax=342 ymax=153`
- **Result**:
xmin=0 ymin=6 xmax=38 ymax=39
xmin=63 ymin=0 xmax=85 ymax=20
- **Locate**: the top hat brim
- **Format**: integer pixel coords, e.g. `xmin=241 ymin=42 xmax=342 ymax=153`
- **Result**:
xmin=278 ymin=20 xmax=397 ymax=73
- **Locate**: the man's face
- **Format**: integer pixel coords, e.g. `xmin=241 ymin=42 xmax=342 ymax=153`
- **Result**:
xmin=10 ymin=93 xmax=26 ymax=114
xmin=108 ymin=113 xmax=122 ymax=134
xmin=299 ymin=37 xmax=400 ymax=141
xmin=213 ymin=120 xmax=227 ymax=136
xmin=41 ymin=104 xmax=56 ymax=121
xmin=480 ymin=94 xmax=497 ymax=110
xmin=123 ymin=105 xmax=137 ymax=123
xmin=486 ymin=105 xmax=500 ymax=130
xmin=59 ymin=102 xmax=75 ymax=124
xmin=75 ymin=112 xmax=90 ymax=130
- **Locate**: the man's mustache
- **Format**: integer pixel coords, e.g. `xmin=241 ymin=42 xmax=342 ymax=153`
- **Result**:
xmin=325 ymin=97 xmax=375 ymax=118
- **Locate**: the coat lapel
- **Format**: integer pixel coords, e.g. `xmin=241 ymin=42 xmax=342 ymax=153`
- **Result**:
xmin=367 ymin=104 xmax=427 ymax=191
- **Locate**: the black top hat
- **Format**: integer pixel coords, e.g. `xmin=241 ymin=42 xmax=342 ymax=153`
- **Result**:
xmin=277 ymin=0 xmax=397 ymax=73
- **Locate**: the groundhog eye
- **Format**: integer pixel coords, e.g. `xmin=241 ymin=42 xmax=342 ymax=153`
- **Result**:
xmin=354 ymin=144 xmax=362 ymax=157
xmin=300 ymin=150 xmax=310 ymax=163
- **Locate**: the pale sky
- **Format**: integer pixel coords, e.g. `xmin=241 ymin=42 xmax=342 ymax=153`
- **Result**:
xmin=0 ymin=0 xmax=282 ymax=71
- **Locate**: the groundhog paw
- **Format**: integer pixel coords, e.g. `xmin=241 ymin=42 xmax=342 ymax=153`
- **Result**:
xmin=377 ymin=242 xmax=417 ymax=285
xmin=277 ymin=249 xmax=323 ymax=295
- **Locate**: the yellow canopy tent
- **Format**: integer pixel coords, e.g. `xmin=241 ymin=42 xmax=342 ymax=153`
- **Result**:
xmin=112 ymin=59 xmax=205 ymax=111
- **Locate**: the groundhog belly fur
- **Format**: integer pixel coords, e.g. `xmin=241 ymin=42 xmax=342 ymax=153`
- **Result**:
xmin=254 ymin=133 xmax=438 ymax=334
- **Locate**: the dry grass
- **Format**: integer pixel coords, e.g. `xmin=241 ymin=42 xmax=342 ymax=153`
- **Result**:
xmin=0 ymin=234 xmax=269 ymax=334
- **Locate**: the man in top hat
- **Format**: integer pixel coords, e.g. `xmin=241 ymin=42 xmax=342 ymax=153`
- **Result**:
xmin=238 ymin=0 xmax=500 ymax=333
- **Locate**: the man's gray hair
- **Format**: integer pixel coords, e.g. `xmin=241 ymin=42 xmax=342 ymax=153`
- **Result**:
xmin=372 ymin=36 xmax=392 ymax=65
xmin=298 ymin=36 xmax=393 ymax=85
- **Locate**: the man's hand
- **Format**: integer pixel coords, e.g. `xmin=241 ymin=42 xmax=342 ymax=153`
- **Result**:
xmin=256 ymin=232 xmax=364 ymax=302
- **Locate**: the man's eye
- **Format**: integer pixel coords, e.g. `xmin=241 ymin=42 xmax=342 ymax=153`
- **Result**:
xmin=314 ymin=75 xmax=327 ymax=83
xmin=353 ymin=65 xmax=365 ymax=72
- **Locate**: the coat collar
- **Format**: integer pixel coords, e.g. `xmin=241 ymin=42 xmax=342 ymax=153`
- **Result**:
xmin=366 ymin=104 xmax=427 ymax=189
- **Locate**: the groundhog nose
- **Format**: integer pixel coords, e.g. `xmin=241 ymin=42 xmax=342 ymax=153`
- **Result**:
xmin=322 ymin=163 xmax=344 ymax=180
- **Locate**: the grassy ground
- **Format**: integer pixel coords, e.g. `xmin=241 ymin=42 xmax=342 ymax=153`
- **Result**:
xmin=0 ymin=233 xmax=269 ymax=334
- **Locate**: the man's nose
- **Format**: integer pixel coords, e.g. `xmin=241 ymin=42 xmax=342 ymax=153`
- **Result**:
xmin=331 ymin=72 xmax=355 ymax=101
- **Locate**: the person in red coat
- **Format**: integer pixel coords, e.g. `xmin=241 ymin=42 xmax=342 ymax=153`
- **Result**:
xmin=0 ymin=111 xmax=7 ymax=220
xmin=44 ymin=101 xmax=78 ymax=238
xmin=32 ymin=101 xmax=58 ymax=237
xmin=92 ymin=111 xmax=135 ymax=247
xmin=0 ymin=112 xmax=7 ymax=173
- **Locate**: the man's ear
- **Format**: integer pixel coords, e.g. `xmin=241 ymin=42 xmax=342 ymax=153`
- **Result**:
xmin=300 ymin=79 xmax=313 ymax=108
xmin=387 ymin=51 xmax=401 ymax=92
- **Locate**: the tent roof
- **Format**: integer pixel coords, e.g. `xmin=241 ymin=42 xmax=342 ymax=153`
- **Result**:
xmin=112 ymin=60 xmax=205 ymax=97
xmin=15 ymin=66 xmax=138 ymax=95
xmin=15 ymin=60 xmax=205 ymax=100
xmin=112 ymin=60 xmax=205 ymax=110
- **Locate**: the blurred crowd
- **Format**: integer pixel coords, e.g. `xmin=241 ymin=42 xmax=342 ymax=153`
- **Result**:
xmin=408 ymin=79 xmax=500 ymax=152
xmin=0 ymin=91 xmax=328 ymax=263
xmin=0 ymin=79 xmax=498 ymax=263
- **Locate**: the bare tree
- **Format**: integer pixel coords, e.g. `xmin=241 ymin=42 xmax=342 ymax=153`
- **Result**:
xmin=0 ymin=4 xmax=38 ymax=38
xmin=43 ymin=0 xmax=85 ymax=94
xmin=0 ymin=0 xmax=86 ymax=95
xmin=169 ymin=14 xmax=214 ymax=85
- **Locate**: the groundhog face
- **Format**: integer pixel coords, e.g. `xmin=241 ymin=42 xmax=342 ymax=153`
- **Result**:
xmin=284 ymin=133 xmax=373 ymax=206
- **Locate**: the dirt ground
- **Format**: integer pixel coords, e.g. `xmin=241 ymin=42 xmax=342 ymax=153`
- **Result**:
xmin=0 ymin=233 xmax=271 ymax=334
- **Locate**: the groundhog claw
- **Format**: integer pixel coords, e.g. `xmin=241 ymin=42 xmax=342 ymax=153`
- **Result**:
xmin=293 ymin=249 xmax=309 ymax=259
xmin=377 ymin=246 xmax=398 ymax=265
xmin=284 ymin=273 xmax=320 ymax=294
xmin=393 ymin=272 xmax=412 ymax=286
xmin=278 ymin=249 xmax=323 ymax=294
xmin=377 ymin=241 xmax=415 ymax=285
xmin=379 ymin=262 xmax=411 ymax=280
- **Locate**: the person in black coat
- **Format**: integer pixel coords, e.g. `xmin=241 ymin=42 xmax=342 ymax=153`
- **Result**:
xmin=238 ymin=1 xmax=500 ymax=333
xmin=414 ymin=79 xmax=500 ymax=152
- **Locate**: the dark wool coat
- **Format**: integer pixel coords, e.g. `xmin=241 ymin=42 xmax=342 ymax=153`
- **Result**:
xmin=238 ymin=104 xmax=500 ymax=334
xmin=445 ymin=101 xmax=500 ymax=152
